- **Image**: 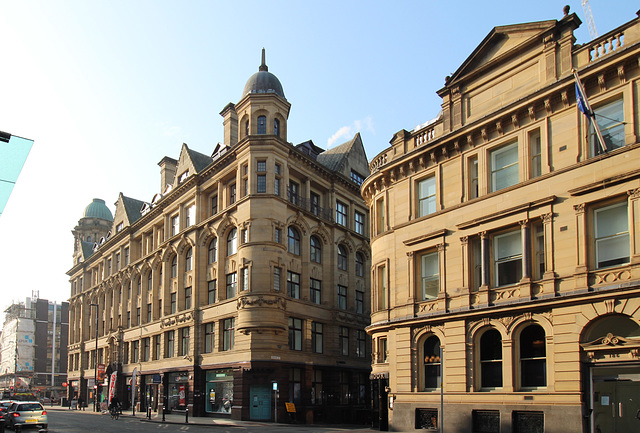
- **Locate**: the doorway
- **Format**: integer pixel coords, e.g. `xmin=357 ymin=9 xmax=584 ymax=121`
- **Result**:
xmin=591 ymin=365 xmax=640 ymax=433
xmin=249 ymin=385 xmax=271 ymax=421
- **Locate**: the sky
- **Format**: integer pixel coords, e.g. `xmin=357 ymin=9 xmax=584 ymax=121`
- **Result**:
xmin=0 ymin=0 xmax=636 ymax=321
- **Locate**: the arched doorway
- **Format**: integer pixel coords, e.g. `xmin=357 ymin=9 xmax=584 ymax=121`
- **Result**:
xmin=581 ymin=314 xmax=640 ymax=433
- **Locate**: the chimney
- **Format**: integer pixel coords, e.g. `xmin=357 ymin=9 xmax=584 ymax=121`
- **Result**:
xmin=220 ymin=103 xmax=238 ymax=146
xmin=158 ymin=156 xmax=178 ymax=192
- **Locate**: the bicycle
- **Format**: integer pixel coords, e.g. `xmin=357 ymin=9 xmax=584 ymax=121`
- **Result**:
xmin=109 ymin=403 xmax=121 ymax=420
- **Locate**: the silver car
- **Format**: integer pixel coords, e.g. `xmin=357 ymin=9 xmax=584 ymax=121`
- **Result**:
xmin=6 ymin=401 xmax=48 ymax=431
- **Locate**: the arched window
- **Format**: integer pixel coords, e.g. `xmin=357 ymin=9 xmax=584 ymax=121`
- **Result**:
xmin=520 ymin=324 xmax=546 ymax=388
xmin=257 ymin=115 xmax=267 ymax=134
xmin=274 ymin=118 xmax=280 ymax=137
xmin=310 ymin=236 xmax=322 ymax=263
xmin=338 ymin=245 xmax=348 ymax=271
xmin=208 ymin=238 xmax=217 ymax=264
xmin=480 ymin=329 xmax=502 ymax=388
xmin=288 ymin=227 xmax=301 ymax=255
xmin=171 ymin=256 xmax=177 ymax=278
xmin=185 ymin=247 xmax=193 ymax=272
xmin=227 ymin=228 xmax=237 ymax=256
xmin=245 ymin=120 xmax=249 ymax=136
xmin=423 ymin=336 xmax=441 ymax=390
xmin=355 ymin=252 xmax=365 ymax=277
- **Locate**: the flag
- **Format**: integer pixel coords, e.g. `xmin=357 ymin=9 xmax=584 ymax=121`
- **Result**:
xmin=573 ymin=69 xmax=607 ymax=153
xmin=131 ymin=368 xmax=137 ymax=408
xmin=575 ymin=82 xmax=592 ymax=118
xmin=108 ymin=371 xmax=117 ymax=405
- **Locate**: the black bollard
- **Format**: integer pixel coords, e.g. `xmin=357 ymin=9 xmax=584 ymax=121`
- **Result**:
xmin=147 ymin=406 xmax=151 ymax=420
xmin=132 ymin=403 xmax=135 ymax=417
xmin=185 ymin=406 xmax=189 ymax=424
xmin=162 ymin=405 xmax=165 ymax=422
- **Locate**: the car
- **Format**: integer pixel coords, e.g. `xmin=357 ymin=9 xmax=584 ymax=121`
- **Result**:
xmin=0 ymin=400 xmax=14 ymax=421
xmin=5 ymin=401 xmax=47 ymax=431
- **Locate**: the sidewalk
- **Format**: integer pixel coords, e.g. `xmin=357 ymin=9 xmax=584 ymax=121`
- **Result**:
xmin=47 ymin=405 xmax=378 ymax=431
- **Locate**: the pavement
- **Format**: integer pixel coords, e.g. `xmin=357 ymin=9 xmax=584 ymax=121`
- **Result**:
xmin=46 ymin=405 xmax=379 ymax=432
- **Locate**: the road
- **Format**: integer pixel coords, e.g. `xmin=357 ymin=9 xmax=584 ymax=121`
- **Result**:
xmin=40 ymin=408 xmax=379 ymax=433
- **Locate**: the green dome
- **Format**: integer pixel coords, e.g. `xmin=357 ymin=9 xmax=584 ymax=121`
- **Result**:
xmin=83 ymin=198 xmax=113 ymax=221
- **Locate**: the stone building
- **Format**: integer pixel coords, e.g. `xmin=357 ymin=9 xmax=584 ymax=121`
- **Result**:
xmin=363 ymin=9 xmax=640 ymax=433
xmin=66 ymin=51 xmax=372 ymax=424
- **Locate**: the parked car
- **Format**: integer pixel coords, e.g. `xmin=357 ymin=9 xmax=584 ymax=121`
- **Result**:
xmin=5 ymin=401 xmax=47 ymax=431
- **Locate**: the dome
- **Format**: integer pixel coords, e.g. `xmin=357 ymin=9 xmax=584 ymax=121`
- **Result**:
xmin=242 ymin=49 xmax=285 ymax=99
xmin=83 ymin=198 xmax=113 ymax=221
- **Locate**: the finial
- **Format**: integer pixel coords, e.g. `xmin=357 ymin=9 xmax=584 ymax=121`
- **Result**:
xmin=259 ymin=48 xmax=268 ymax=72
xmin=563 ymin=5 xmax=570 ymax=16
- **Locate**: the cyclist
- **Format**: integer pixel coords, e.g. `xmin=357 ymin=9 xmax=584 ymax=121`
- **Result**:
xmin=109 ymin=395 xmax=121 ymax=419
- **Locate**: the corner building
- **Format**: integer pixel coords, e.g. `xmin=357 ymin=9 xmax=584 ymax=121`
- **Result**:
xmin=363 ymin=10 xmax=640 ymax=433
xmin=66 ymin=52 xmax=372 ymax=424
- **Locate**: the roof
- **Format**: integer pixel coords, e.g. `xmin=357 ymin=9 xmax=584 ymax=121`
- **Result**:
xmin=317 ymin=133 xmax=362 ymax=173
xmin=242 ymin=49 xmax=285 ymax=99
xmin=120 ymin=194 xmax=146 ymax=225
xmin=82 ymin=198 xmax=113 ymax=221
xmin=186 ymin=146 xmax=213 ymax=173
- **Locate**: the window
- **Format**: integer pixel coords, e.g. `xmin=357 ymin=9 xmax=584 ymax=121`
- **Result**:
xmin=124 ymin=247 xmax=129 ymax=266
xmin=529 ymin=129 xmax=542 ymax=178
xmin=355 ymin=211 xmax=365 ymax=235
xmin=273 ymin=267 xmax=281 ymax=291
xmin=590 ymin=98 xmax=624 ymax=156
xmin=520 ymin=324 xmax=546 ymax=388
xmin=417 ymin=176 xmax=436 ymax=217
xmin=288 ymin=317 xmax=303 ymax=350
xmin=136 ymin=307 xmax=141 ymax=325
xmin=379 ymin=338 xmax=388 ymax=363
xmin=181 ymin=327 xmax=190 ymax=356
xmin=480 ymin=329 xmax=503 ymax=389
xmin=310 ymin=236 xmax=322 ymax=263
xmin=204 ymin=323 xmax=215 ymax=353
xmin=257 ymin=115 xmax=267 ymax=134
xmin=211 ymin=195 xmax=218 ymax=215
xmin=418 ymin=251 xmax=439 ymax=300
xmin=356 ymin=330 xmax=366 ymax=358
xmin=355 ymin=252 xmax=365 ymax=277
xmin=336 ymin=201 xmax=348 ymax=226
xmin=240 ymin=267 xmax=249 ymax=291
xmin=289 ymin=181 xmax=299 ymax=205
xmin=490 ymin=141 xmax=519 ymax=192
xmin=184 ymin=287 xmax=192 ymax=310
xmin=533 ymin=222 xmax=545 ymax=280
xmin=275 ymin=227 xmax=281 ymax=243
xmin=207 ymin=238 xmax=217 ymax=264
xmin=469 ymin=155 xmax=479 ymax=199
xmin=351 ymin=170 xmax=365 ymax=186
xmin=377 ymin=264 xmax=387 ymax=310
xmin=155 ymin=335 xmax=161 ymax=360
xmin=185 ymin=247 xmax=193 ymax=272
xmin=274 ymin=118 xmax=280 ymax=136
xmin=355 ymin=290 xmax=364 ymax=314
xmin=339 ymin=326 xmax=349 ymax=356
xmin=208 ymin=280 xmax=217 ymax=304
xmin=375 ymin=197 xmax=385 ymax=235
xmin=257 ymin=174 xmax=266 ymax=193
xmin=166 ymin=330 xmax=175 ymax=358
xmin=144 ymin=274 xmax=148 ymax=293
xmin=223 ymin=318 xmax=235 ymax=351
xmin=171 ymin=215 xmax=179 ymax=236
xmin=310 ymin=192 xmax=320 ymax=216
xmin=228 ymin=183 xmax=236 ymax=205
xmin=227 ymin=228 xmax=237 ymax=255
xmin=142 ymin=337 xmax=150 ymax=362
xmin=287 ymin=271 xmax=300 ymax=299
xmin=288 ymin=227 xmax=301 ymax=255
xmin=337 ymin=285 xmax=347 ymax=310
xmin=275 ymin=164 xmax=281 ymax=196
xmin=241 ymin=228 xmax=247 ymax=243
xmin=312 ymin=322 xmax=323 ymax=353
xmin=423 ymin=336 xmax=441 ymax=389
xmin=338 ymin=245 xmax=348 ymax=271
xmin=171 ymin=255 xmax=177 ymax=278
xmin=185 ymin=204 xmax=195 ymax=227
xmin=494 ymin=230 xmax=522 ymax=287
xmin=147 ymin=303 xmax=152 ymax=322
xmin=226 ymin=272 xmax=237 ymax=299
xmin=132 ymin=340 xmax=139 ymax=363
xmin=170 ymin=293 xmax=177 ymax=314
xmin=594 ymin=202 xmax=629 ymax=268
xmin=310 ymin=278 xmax=321 ymax=304
xmin=245 ymin=120 xmax=249 ymax=136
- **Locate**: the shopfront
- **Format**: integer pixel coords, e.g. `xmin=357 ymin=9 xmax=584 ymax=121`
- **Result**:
xmin=143 ymin=374 xmax=161 ymax=411
xmin=205 ymin=369 xmax=234 ymax=415
xmin=167 ymin=372 xmax=189 ymax=411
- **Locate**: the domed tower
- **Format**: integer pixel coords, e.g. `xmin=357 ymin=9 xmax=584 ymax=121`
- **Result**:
xmin=220 ymin=49 xmax=291 ymax=146
xmin=71 ymin=198 xmax=113 ymax=264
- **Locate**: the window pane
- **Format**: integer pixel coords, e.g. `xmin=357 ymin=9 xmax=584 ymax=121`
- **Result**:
xmin=491 ymin=142 xmax=519 ymax=192
xmin=420 ymin=251 xmax=439 ymax=300
xmin=418 ymin=177 xmax=436 ymax=217
xmin=591 ymin=98 xmax=624 ymax=155
xmin=595 ymin=203 xmax=630 ymax=268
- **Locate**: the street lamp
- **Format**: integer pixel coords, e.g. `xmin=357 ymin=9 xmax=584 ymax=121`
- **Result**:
xmin=89 ymin=303 xmax=99 ymax=412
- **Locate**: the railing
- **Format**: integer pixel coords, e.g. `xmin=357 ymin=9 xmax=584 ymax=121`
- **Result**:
xmin=589 ymin=32 xmax=625 ymax=62
xmin=287 ymin=191 xmax=333 ymax=222
xmin=414 ymin=127 xmax=436 ymax=147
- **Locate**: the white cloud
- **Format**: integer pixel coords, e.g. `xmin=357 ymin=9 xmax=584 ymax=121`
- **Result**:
xmin=327 ymin=117 xmax=374 ymax=148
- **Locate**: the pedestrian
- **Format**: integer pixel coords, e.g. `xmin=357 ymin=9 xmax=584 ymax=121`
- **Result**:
xmin=78 ymin=395 xmax=85 ymax=410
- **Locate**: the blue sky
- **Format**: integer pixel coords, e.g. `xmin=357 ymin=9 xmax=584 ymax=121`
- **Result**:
xmin=0 ymin=1 xmax=636 ymax=318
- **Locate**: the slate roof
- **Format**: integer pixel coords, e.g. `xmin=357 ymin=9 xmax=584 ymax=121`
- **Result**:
xmin=121 ymin=194 xmax=146 ymax=225
xmin=186 ymin=146 xmax=213 ymax=173
xmin=317 ymin=133 xmax=361 ymax=173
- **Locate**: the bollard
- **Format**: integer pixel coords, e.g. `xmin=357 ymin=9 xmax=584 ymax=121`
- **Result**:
xmin=132 ymin=403 xmax=135 ymax=417
xmin=185 ymin=406 xmax=189 ymax=424
xmin=147 ymin=406 xmax=151 ymax=420
xmin=162 ymin=405 xmax=165 ymax=422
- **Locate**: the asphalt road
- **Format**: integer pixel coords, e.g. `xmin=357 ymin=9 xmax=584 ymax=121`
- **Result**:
xmin=37 ymin=408 xmax=379 ymax=433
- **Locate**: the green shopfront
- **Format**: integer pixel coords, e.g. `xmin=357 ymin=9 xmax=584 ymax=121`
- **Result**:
xmin=205 ymin=369 xmax=233 ymax=415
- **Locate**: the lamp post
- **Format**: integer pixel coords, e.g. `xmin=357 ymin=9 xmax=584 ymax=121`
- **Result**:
xmin=89 ymin=303 xmax=99 ymax=412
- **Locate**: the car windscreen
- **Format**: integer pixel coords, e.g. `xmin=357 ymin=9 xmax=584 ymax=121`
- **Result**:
xmin=17 ymin=404 xmax=43 ymax=411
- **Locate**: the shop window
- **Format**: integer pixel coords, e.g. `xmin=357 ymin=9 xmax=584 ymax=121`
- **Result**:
xmin=594 ymin=201 xmax=629 ymax=269
xmin=480 ymin=329 xmax=503 ymax=389
xmin=519 ymin=324 xmax=546 ymax=388
xmin=490 ymin=141 xmax=519 ymax=192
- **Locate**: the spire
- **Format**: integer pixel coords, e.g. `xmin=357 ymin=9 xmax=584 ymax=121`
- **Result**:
xmin=259 ymin=48 xmax=268 ymax=72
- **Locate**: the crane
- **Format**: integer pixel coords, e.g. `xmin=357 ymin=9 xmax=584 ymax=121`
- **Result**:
xmin=582 ymin=0 xmax=598 ymax=39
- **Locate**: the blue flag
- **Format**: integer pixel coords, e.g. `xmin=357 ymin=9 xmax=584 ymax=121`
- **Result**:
xmin=575 ymin=82 xmax=592 ymax=119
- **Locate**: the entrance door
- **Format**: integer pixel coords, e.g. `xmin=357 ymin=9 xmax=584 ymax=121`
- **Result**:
xmin=592 ymin=367 xmax=640 ymax=433
xmin=249 ymin=385 xmax=271 ymax=421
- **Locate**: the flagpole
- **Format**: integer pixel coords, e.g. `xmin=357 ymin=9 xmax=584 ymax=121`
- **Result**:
xmin=573 ymin=69 xmax=607 ymax=154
